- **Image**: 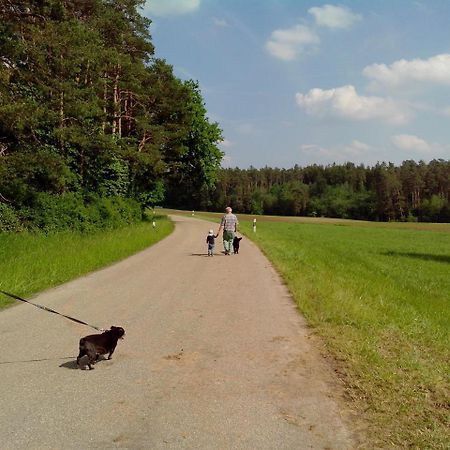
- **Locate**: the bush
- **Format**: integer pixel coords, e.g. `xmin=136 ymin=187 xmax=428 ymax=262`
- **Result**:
xmin=418 ymin=195 xmax=448 ymax=222
xmin=0 ymin=203 xmax=22 ymax=232
xmin=94 ymin=196 xmax=142 ymax=229
xmin=0 ymin=149 xmax=74 ymax=207
xmin=16 ymin=193 xmax=142 ymax=233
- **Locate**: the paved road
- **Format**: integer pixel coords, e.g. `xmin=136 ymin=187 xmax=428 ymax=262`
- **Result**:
xmin=0 ymin=215 xmax=358 ymax=449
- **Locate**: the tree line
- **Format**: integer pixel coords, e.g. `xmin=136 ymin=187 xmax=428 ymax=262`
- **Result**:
xmin=0 ymin=0 xmax=222 ymax=231
xmin=202 ymin=160 xmax=450 ymax=222
xmin=1 ymin=2 xmax=448 ymax=228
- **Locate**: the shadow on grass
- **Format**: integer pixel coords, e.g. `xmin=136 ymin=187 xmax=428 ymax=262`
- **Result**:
xmin=383 ymin=251 xmax=450 ymax=264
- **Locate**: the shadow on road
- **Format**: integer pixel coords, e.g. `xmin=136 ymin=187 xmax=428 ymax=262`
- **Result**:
xmin=190 ymin=252 xmax=229 ymax=257
xmin=0 ymin=356 xmax=74 ymax=365
xmin=59 ymin=360 xmax=79 ymax=369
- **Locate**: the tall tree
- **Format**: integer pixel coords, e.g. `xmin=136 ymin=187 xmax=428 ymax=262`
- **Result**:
xmin=165 ymin=81 xmax=223 ymax=209
xmin=0 ymin=0 xmax=224 ymax=220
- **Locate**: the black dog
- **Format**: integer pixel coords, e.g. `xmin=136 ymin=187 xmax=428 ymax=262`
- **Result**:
xmin=233 ymin=236 xmax=242 ymax=254
xmin=77 ymin=326 xmax=125 ymax=370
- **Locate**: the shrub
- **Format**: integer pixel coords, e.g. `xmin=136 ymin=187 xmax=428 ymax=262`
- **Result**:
xmin=15 ymin=193 xmax=142 ymax=233
xmin=0 ymin=203 xmax=22 ymax=232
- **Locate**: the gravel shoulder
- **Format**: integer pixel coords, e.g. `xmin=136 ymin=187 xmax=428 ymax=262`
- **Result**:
xmin=0 ymin=215 xmax=360 ymax=449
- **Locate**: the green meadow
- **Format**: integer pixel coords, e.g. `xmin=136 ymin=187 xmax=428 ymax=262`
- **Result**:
xmin=171 ymin=209 xmax=449 ymax=449
xmin=245 ymin=220 xmax=449 ymax=448
xmin=0 ymin=217 xmax=173 ymax=309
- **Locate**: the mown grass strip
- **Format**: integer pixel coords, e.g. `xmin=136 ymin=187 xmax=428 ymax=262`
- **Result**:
xmin=166 ymin=209 xmax=449 ymax=449
xmin=0 ymin=216 xmax=173 ymax=309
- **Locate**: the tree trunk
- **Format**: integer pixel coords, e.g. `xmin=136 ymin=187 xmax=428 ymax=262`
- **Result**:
xmin=59 ymin=89 xmax=64 ymax=149
xmin=123 ymin=97 xmax=128 ymax=136
xmin=84 ymin=60 xmax=90 ymax=85
xmin=139 ymin=133 xmax=150 ymax=152
xmin=102 ymin=71 xmax=107 ymax=133
xmin=112 ymin=64 xmax=121 ymax=136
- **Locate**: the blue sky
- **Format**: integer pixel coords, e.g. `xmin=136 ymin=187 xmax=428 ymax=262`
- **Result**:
xmin=142 ymin=0 xmax=450 ymax=168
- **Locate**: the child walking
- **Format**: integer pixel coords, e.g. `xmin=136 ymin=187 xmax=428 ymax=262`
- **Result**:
xmin=206 ymin=229 xmax=218 ymax=256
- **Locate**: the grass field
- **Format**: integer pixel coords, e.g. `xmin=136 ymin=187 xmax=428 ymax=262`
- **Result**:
xmin=166 ymin=209 xmax=450 ymax=449
xmin=0 ymin=216 xmax=173 ymax=309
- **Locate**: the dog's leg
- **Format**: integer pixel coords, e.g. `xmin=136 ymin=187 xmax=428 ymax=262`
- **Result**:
xmin=77 ymin=344 xmax=86 ymax=368
xmin=108 ymin=344 xmax=117 ymax=360
xmin=86 ymin=348 xmax=97 ymax=369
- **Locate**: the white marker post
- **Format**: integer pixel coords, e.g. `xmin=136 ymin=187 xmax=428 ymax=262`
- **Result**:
xmin=253 ymin=218 xmax=257 ymax=233
xmin=152 ymin=220 xmax=156 ymax=229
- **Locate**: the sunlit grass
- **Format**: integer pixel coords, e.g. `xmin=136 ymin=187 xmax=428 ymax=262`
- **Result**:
xmin=244 ymin=221 xmax=449 ymax=448
xmin=0 ymin=216 xmax=173 ymax=308
xmin=162 ymin=208 xmax=450 ymax=233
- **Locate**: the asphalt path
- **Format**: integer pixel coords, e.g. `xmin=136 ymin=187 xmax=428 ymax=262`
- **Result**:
xmin=0 ymin=215 xmax=358 ymax=449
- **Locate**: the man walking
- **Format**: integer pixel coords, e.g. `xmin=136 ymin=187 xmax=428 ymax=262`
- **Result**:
xmin=217 ymin=206 xmax=239 ymax=255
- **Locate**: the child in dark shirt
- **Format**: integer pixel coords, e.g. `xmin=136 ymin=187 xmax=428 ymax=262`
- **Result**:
xmin=206 ymin=229 xmax=218 ymax=256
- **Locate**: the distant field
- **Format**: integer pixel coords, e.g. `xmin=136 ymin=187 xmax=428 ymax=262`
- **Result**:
xmin=163 ymin=208 xmax=450 ymax=233
xmin=165 ymin=209 xmax=450 ymax=449
xmin=0 ymin=217 xmax=173 ymax=309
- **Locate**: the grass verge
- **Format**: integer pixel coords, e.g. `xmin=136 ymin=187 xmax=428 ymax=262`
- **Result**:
xmin=244 ymin=222 xmax=449 ymax=449
xmin=0 ymin=216 xmax=173 ymax=309
xmin=166 ymin=209 xmax=449 ymax=449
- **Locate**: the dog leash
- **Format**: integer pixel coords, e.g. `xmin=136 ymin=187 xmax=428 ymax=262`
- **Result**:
xmin=0 ymin=290 xmax=104 ymax=331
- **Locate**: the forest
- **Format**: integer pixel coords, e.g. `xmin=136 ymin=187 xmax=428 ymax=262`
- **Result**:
xmin=0 ymin=0 xmax=223 ymax=231
xmin=1 ymin=1 xmax=449 ymax=229
xmin=205 ymin=161 xmax=450 ymax=222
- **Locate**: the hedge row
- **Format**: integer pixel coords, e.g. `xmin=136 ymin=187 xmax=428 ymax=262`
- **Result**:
xmin=0 ymin=194 xmax=142 ymax=233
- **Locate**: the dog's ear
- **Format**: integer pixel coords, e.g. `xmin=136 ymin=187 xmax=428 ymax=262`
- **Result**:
xmin=238 ymin=237 xmax=242 ymax=241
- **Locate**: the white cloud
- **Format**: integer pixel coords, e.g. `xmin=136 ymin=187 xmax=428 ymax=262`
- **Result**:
xmin=212 ymin=17 xmax=229 ymax=27
xmin=266 ymin=6 xmax=360 ymax=61
xmin=390 ymin=134 xmax=450 ymax=158
xmin=143 ymin=0 xmax=200 ymax=17
xmin=308 ymin=4 xmax=361 ymax=29
xmin=348 ymin=139 xmax=371 ymax=153
xmin=391 ymin=134 xmax=432 ymax=154
xmin=300 ymin=139 xmax=371 ymax=163
xmin=363 ymin=54 xmax=450 ymax=87
xmin=295 ymin=85 xmax=411 ymax=125
xmin=266 ymin=25 xmax=319 ymax=61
